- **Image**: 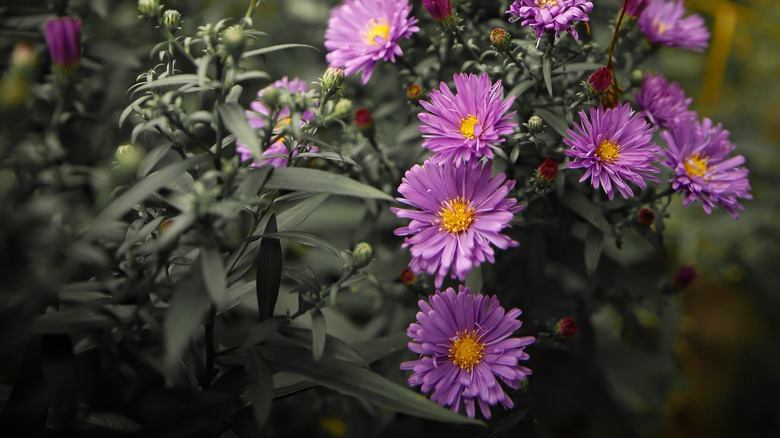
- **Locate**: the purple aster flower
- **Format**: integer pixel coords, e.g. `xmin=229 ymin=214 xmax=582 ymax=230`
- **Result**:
xmin=637 ymin=0 xmax=710 ymax=52
xmin=564 ymin=103 xmax=661 ymax=200
xmin=400 ymin=286 xmax=534 ymax=419
xmin=418 ymin=73 xmax=516 ymax=164
xmin=660 ymin=118 xmax=751 ymax=218
xmin=625 ymin=0 xmax=650 ymax=18
xmin=237 ymin=77 xmax=316 ymax=167
xmin=422 ymin=0 xmax=454 ymax=23
xmin=392 ymin=159 xmax=521 ymax=288
xmin=324 ymin=0 xmax=419 ymax=84
xmin=506 ymin=0 xmax=594 ymax=43
xmin=635 ymin=73 xmax=696 ymax=129
xmin=44 ymin=16 xmax=81 ymax=70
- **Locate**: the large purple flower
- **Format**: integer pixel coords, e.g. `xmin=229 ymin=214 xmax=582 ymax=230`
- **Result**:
xmin=418 ymin=73 xmax=516 ymax=164
xmin=635 ymin=73 xmax=696 ymax=129
xmin=392 ymin=159 xmax=521 ymax=288
xmin=324 ymin=0 xmax=419 ymax=84
xmin=637 ymin=0 xmax=710 ymax=52
xmin=401 ymin=286 xmax=535 ymax=419
xmin=236 ymin=77 xmax=316 ymax=168
xmin=44 ymin=16 xmax=81 ymax=70
xmin=506 ymin=0 xmax=594 ymax=43
xmin=660 ymin=118 xmax=751 ymax=218
xmin=564 ymin=103 xmax=661 ymax=200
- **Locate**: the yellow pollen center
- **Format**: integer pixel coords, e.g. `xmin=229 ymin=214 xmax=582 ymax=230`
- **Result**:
xmin=596 ymin=140 xmax=620 ymax=163
xmin=537 ymin=0 xmax=559 ymax=8
xmin=459 ymin=115 xmax=479 ymax=140
xmin=684 ymin=153 xmax=709 ymax=178
xmin=449 ymin=330 xmax=485 ymax=371
xmin=654 ymin=19 xmax=668 ymax=35
xmin=438 ymin=197 xmax=476 ymax=234
xmin=366 ymin=20 xmax=390 ymax=45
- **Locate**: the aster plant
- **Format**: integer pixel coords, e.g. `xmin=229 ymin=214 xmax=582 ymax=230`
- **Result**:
xmin=507 ymin=0 xmax=594 ymax=43
xmin=401 ymin=286 xmax=534 ymax=418
xmin=635 ymin=72 xmax=696 ymax=129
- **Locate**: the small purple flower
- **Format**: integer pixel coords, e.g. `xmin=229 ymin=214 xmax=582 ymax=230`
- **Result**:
xmin=635 ymin=73 xmax=696 ymax=129
xmin=324 ymin=0 xmax=419 ymax=84
xmin=506 ymin=0 xmax=594 ymax=43
xmin=401 ymin=286 xmax=534 ymax=419
xmin=418 ymin=73 xmax=516 ymax=164
xmin=660 ymin=118 xmax=751 ymax=218
xmin=564 ymin=103 xmax=661 ymax=200
xmin=391 ymin=159 xmax=521 ymax=288
xmin=637 ymin=0 xmax=710 ymax=52
xmin=44 ymin=16 xmax=81 ymax=70
xmin=237 ymin=77 xmax=316 ymax=167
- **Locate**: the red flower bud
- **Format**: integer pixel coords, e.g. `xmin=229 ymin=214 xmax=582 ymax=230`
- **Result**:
xmin=556 ymin=316 xmax=577 ymax=338
xmin=588 ymin=67 xmax=613 ymax=93
xmin=400 ymin=268 xmax=416 ymax=285
xmin=638 ymin=208 xmax=654 ymax=225
xmin=44 ymin=17 xmax=81 ymax=70
xmin=538 ymin=158 xmax=558 ymax=182
xmin=406 ymin=83 xmax=422 ymax=99
xmin=625 ymin=0 xmax=650 ymax=17
xmin=355 ymin=108 xmax=372 ymax=129
xmin=490 ymin=28 xmax=511 ymax=52
xmin=422 ymin=0 xmax=453 ymax=22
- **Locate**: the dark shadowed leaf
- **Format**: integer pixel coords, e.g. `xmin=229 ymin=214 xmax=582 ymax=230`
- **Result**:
xmin=534 ymin=107 xmax=570 ymax=138
xmin=585 ymin=227 xmax=605 ymax=276
xmin=310 ymin=309 xmax=326 ymax=362
xmin=248 ymin=350 xmax=274 ymax=430
xmin=256 ymin=214 xmax=282 ymax=322
xmin=280 ymin=327 xmax=367 ymax=367
xmin=351 ymin=332 xmax=409 ymax=363
xmin=277 ymin=193 xmax=330 ymax=231
xmin=201 ymin=241 xmax=227 ymax=306
xmin=164 ymin=272 xmax=211 ymax=368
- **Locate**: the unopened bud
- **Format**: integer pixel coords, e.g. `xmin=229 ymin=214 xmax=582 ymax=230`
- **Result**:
xmin=114 ymin=144 xmax=145 ymax=173
xmin=352 ymin=242 xmax=373 ymax=269
xmin=490 ymin=28 xmax=511 ymax=52
xmin=422 ymin=0 xmax=453 ymax=22
xmin=406 ymin=83 xmax=422 ymax=100
xmin=162 ymin=9 xmax=181 ymax=32
xmin=11 ymin=43 xmax=37 ymax=71
xmin=400 ymin=268 xmax=416 ymax=285
xmin=638 ymin=207 xmax=654 ymax=226
xmin=355 ymin=108 xmax=372 ymax=130
xmin=587 ymin=67 xmax=612 ymax=94
xmin=260 ymin=86 xmax=280 ymax=110
xmin=320 ymin=67 xmax=345 ymax=93
xmin=630 ymin=69 xmax=644 ymax=86
xmin=537 ymin=158 xmax=558 ymax=182
xmin=138 ymin=0 xmax=161 ymax=19
xmin=221 ymin=24 xmax=245 ymax=59
xmin=555 ymin=316 xmax=577 ymax=338
xmin=525 ymin=115 xmax=544 ymax=134
xmin=334 ymin=98 xmax=353 ymax=117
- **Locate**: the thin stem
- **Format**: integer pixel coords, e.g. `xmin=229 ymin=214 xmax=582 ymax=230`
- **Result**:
xmin=202 ymin=305 xmax=217 ymax=389
xmin=606 ymin=1 xmax=629 ymax=96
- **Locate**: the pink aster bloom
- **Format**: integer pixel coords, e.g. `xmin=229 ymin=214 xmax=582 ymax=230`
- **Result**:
xmin=324 ymin=0 xmax=419 ymax=84
xmin=418 ymin=73 xmax=516 ymax=164
xmin=506 ymin=0 xmax=594 ymax=43
xmin=637 ymin=0 xmax=710 ymax=52
xmin=660 ymin=118 xmax=751 ymax=218
xmin=635 ymin=73 xmax=696 ymax=129
xmin=401 ymin=286 xmax=534 ymax=419
xmin=237 ymin=77 xmax=316 ymax=168
xmin=391 ymin=159 xmax=521 ymax=288
xmin=564 ymin=103 xmax=661 ymax=200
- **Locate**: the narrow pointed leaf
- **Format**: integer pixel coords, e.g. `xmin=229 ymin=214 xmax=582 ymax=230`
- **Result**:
xmin=248 ymin=350 xmax=274 ymax=430
xmin=217 ymin=103 xmax=260 ymax=159
xmin=256 ymin=214 xmax=282 ymax=322
xmin=310 ymin=309 xmax=326 ymax=362
xmin=543 ymin=55 xmax=553 ymax=96
xmin=241 ymin=43 xmax=319 ymax=59
xmin=164 ymin=272 xmax=211 ymax=368
xmin=201 ymin=242 xmax=227 ymax=306
xmin=584 ymin=227 xmax=604 ymax=276
xmin=264 ymin=167 xmax=393 ymax=201
xmin=534 ymin=107 xmax=570 ymax=138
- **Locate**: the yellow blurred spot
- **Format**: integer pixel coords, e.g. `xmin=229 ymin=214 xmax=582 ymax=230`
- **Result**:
xmin=319 ymin=416 xmax=346 ymax=438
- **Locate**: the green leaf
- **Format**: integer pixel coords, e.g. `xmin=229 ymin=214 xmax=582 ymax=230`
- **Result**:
xmin=218 ymin=280 xmax=256 ymax=315
xmin=241 ymin=44 xmax=319 ymax=59
xmin=552 ymin=62 xmax=602 ymax=74
xmin=351 ymin=332 xmax=409 ymax=363
xmin=256 ymin=215 xmax=282 ymax=322
xmin=248 ymin=350 xmax=274 ymax=430
xmin=276 ymin=193 xmax=330 ymax=231
xmin=508 ymin=80 xmax=535 ymax=98
xmin=87 ymin=154 xmax=208 ymax=238
xmin=585 ymin=227 xmax=605 ymax=276
xmin=164 ymin=273 xmax=211 ymax=368
xmin=237 ymin=71 xmax=272 ymax=83
xmin=310 ymin=309 xmax=326 ymax=362
xmin=118 ymin=95 xmax=151 ymax=128
xmin=132 ymin=74 xmax=201 ymax=93
xmin=561 ymin=189 xmax=614 ymax=236
xmin=543 ymin=55 xmax=553 ymax=97
xmin=534 ymin=107 xmax=570 ymax=138
xmin=217 ymin=103 xmax=260 ymax=159
xmin=242 ymin=316 xmax=289 ymax=350
xmin=259 ymin=346 xmax=484 ymax=426
xmin=281 ymin=327 xmax=367 ymax=367
xmin=201 ymin=242 xmax=227 ymax=306
xmin=258 ymin=231 xmax=342 ymax=257
xmin=136 ymin=143 xmax=173 ymax=178
xmin=264 ymin=167 xmax=393 ymax=201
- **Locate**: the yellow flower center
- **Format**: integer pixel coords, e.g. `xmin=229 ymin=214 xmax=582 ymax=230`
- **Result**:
xmin=438 ymin=197 xmax=476 ymax=234
xmin=366 ymin=20 xmax=390 ymax=45
xmin=449 ymin=330 xmax=485 ymax=372
xmin=654 ymin=19 xmax=668 ymax=35
xmin=536 ymin=0 xmax=559 ymax=8
xmin=684 ymin=152 xmax=709 ymax=178
xmin=595 ymin=140 xmax=620 ymax=163
xmin=459 ymin=115 xmax=479 ymax=140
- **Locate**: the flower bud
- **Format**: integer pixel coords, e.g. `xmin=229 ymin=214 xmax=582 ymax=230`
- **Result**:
xmin=334 ymin=98 xmax=353 ymax=117
xmin=537 ymin=158 xmax=558 ymax=182
xmin=260 ymin=86 xmax=280 ymax=110
xmin=625 ymin=0 xmax=649 ymax=18
xmin=44 ymin=17 xmax=81 ymax=71
xmin=638 ymin=207 xmax=654 ymax=226
xmin=320 ymin=66 xmax=345 ymax=93
xmin=355 ymin=108 xmax=372 ymax=130
xmin=113 ymin=144 xmax=145 ymax=173
xmin=352 ymin=242 xmax=373 ymax=269
xmin=162 ymin=9 xmax=181 ymax=33
xmin=11 ymin=43 xmax=37 ymax=71
xmin=555 ymin=316 xmax=578 ymax=338
xmin=525 ymin=115 xmax=544 ymax=135
xmin=587 ymin=67 xmax=613 ymax=94
xmin=629 ymin=69 xmax=644 ymax=86
xmin=406 ymin=83 xmax=422 ymax=100
xmin=400 ymin=268 xmax=416 ymax=285
xmin=673 ymin=265 xmax=697 ymax=289
xmin=221 ymin=24 xmax=245 ymax=60
xmin=490 ymin=28 xmax=511 ymax=52
xmin=422 ymin=0 xmax=453 ymax=22
xmin=138 ymin=0 xmax=161 ymax=19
